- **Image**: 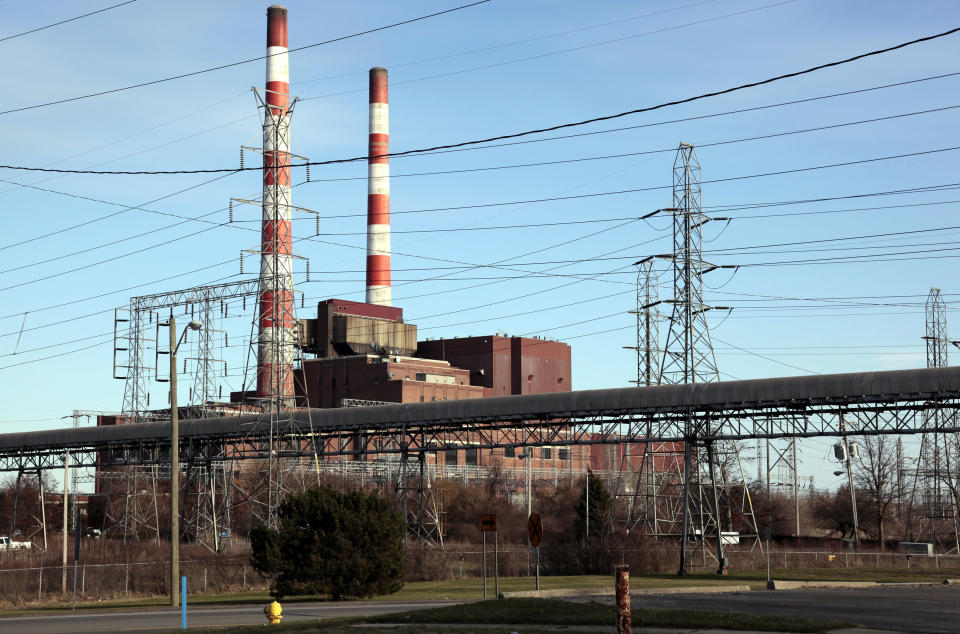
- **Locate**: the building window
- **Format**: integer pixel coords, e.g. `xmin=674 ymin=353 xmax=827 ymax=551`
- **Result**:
xmin=558 ymin=448 xmax=569 ymax=461
xmin=420 ymin=395 xmax=424 ymax=402
xmin=542 ymin=447 xmax=552 ymax=460
xmin=466 ymin=448 xmax=478 ymax=466
xmin=446 ymin=449 xmax=458 ymax=465
xmin=504 ymin=446 xmax=515 ymax=458
xmin=416 ymin=372 xmax=427 ymax=381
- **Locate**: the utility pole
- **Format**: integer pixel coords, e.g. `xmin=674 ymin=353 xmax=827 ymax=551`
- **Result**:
xmin=61 ymin=452 xmax=69 ymax=594
xmin=165 ymin=316 xmax=201 ymax=607
xmin=793 ymin=439 xmax=800 ymax=537
xmin=169 ymin=316 xmax=180 ymax=608
xmin=839 ymin=417 xmax=859 ymax=546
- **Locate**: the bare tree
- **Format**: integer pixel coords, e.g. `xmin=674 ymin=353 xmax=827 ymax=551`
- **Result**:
xmin=854 ymin=436 xmax=898 ymax=549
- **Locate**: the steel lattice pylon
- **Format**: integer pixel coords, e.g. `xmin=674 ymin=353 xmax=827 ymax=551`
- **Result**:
xmin=231 ymin=88 xmax=321 ymax=532
xmin=617 ymin=259 xmax=687 ymax=536
xmin=115 ymin=306 xmax=156 ymax=420
xmin=660 ymin=144 xmax=719 ymax=385
xmin=627 ymin=261 xmax=662 ymax=387
xmin=656 ymin=143 xmax=758 ymax=574
xmin=905 ymin=288 xmax=960 ymax=552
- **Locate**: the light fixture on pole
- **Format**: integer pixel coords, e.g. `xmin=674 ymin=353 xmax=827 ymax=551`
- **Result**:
xmin=166 ymin=317 xmax=201 ymax=608
xmin=517 ymin=449 xmax=532 ymax=517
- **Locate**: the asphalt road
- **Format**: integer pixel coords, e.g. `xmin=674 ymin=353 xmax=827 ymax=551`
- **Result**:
xmin=635 ymin=584 xmax=960 ymax=633
xmin=0 ymin=599 xmax=465 ymax=633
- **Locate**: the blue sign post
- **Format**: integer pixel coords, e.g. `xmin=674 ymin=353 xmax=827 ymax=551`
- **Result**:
xmin=181 ymin=576 xmax=187 ymax=630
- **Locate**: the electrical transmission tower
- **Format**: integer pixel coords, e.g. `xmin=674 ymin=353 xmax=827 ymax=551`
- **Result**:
xmin=906 ymin=288 xmax=960 ymax=551
xmin=111 ymin=282 xmax=259 ymax=549
xmin=657 ymin=143 xmax=757 ymax=574
xmin=628 ymin=260 xmax=662 ymax=387
xmin=231 ymin=83 xmax=321 ymax=531
xmin=617 ymin=258 xmax=685 ymax=535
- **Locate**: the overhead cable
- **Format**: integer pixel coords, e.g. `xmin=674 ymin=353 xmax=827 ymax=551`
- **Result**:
xmin=1 ymin=25 xmax=956 ymax=174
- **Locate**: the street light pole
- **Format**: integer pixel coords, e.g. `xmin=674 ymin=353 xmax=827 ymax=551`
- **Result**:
xmin=526 ymin=451 xmax=532 ymax=518
xmin=169 ymin=316 xmax=179 ymax=608
xmin=167 ymin=316 xmax=201 ymax=608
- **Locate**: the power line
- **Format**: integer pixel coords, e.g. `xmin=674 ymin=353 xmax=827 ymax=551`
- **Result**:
xmin=0 ymin=172 xmax=238 ymax=251
xmin=304 ymin=148 xmax=960 ymax=221
xmin=295 ymin=0 xmax=723 ymax=86
xmin=382 ymin=71 xmax=960 ymax=160
xmin=0 ymin=0 xmax=137 ymax=44
xmin=0 ymin=1 xmax=490 ymax=117
xmin=713 ymin=336 xmax=819 ymax=375
xmin=3 ymin=26 xmax=957 ymax=174
xmin=301 ymin=0 xmax=802 ymax=102
xmin=2 ymin=174 xmax=957 ymax=326
xmin=291 ymin=104 xmax=960 ymax=184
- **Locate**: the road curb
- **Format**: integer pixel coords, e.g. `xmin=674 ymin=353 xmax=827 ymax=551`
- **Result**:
xmin=766 ymin=580 xmax=877 ymax=590
xmin=499 ymin=585 xmax=751 ymax=599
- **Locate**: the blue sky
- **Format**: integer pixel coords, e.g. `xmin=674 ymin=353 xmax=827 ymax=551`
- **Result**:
xmin=0 ymin=0 xmax=958 ymax=490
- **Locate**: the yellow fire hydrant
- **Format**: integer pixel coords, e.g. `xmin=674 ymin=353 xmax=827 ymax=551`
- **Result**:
xmin=264 ymin=600 xmax=283 ymax=624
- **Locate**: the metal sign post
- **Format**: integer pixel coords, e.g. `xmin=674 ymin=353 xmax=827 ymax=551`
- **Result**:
xmin=480 ymin=514 xmax=497 ymax=599
xmin=482 ymin=531 xmax=487 ymax=598
xmin=534 ymin=546 xmax=540 ymax=590
xmin=494 ymin=529 xmax=499 ymax=598
xmin=181 ymin=576 xmax=187 ymax=630
xmin=527 ymin=513 xmax=543 ymax=591
xmin=765 ymin=525 xmax=774 ymax=590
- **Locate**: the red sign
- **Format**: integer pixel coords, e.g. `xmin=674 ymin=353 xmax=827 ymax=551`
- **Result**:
xmin=480 ymin=514 xmax=497 ymax=532
xmin=527 ymin=513 xmax=543 ymax=546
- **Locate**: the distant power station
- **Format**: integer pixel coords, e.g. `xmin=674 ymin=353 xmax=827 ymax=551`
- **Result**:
xmin=99 ymin=4 xmax=585 ymax=545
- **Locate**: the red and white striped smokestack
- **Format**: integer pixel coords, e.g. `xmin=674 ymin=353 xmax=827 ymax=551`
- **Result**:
xmin=365 ymin=67 xmax=392 ymax=306
xmin=257 ymin=4 xmax=294 ymax=403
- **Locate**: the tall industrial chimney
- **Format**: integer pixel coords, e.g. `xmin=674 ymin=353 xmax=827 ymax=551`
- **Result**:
xmin=366 ymin=67 xmax=392 ymax=306
xmin=257 ymin=4 xmax=294 ymax=404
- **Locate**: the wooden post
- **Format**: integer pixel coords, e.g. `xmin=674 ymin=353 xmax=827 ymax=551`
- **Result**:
xmin=615 ymin=565 xmax=631 ymax=634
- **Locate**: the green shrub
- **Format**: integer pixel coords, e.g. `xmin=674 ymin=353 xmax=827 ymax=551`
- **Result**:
xmin=250 ymin=485 xmax=406 ymax=600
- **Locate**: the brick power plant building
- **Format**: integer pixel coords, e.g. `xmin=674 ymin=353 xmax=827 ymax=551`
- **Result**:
xmin=293 ymin=298 xmax=588 ymax=472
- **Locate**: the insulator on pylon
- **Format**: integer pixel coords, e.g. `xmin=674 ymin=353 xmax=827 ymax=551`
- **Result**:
xmin=225 ymin=303 xmax=229 ymax=318
xmin=306 ymin=162 xmax=311 ymax=182
xmin=191 ymin=304 xmax=195 ymax=319
xmin=305 ymin=260 xmax=310 ymax=282
xmin=240 ymin=147 xmax=245 ymax=170
xmin=229 ymin=200 xmax=234 ymax=223
xmin=146 ymin=393 xmax=150 ymax=407
xmin=240 ymin=253 xmax=244 ymax=274
xmin=184 ymin=303 xmax=189 ymax=315
xmin=223 ymin=361 xmax=228 ymax=376
xmin=225 ymin=332 xmax=229 ymax=347
xmin=301 ymin=294 xmax=304 ymax=308
xmin=219 ymin=385 xmax=223 ymax=398
xmin=315 ymin=214 xmax=320 ymax=235
xmin=243 ymin=296 xmax=247 ymax=311
xmin=189 ymin=387 xmax=193 ymax=401
xmin=183 ymin=357 xmax=188 ymax=373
